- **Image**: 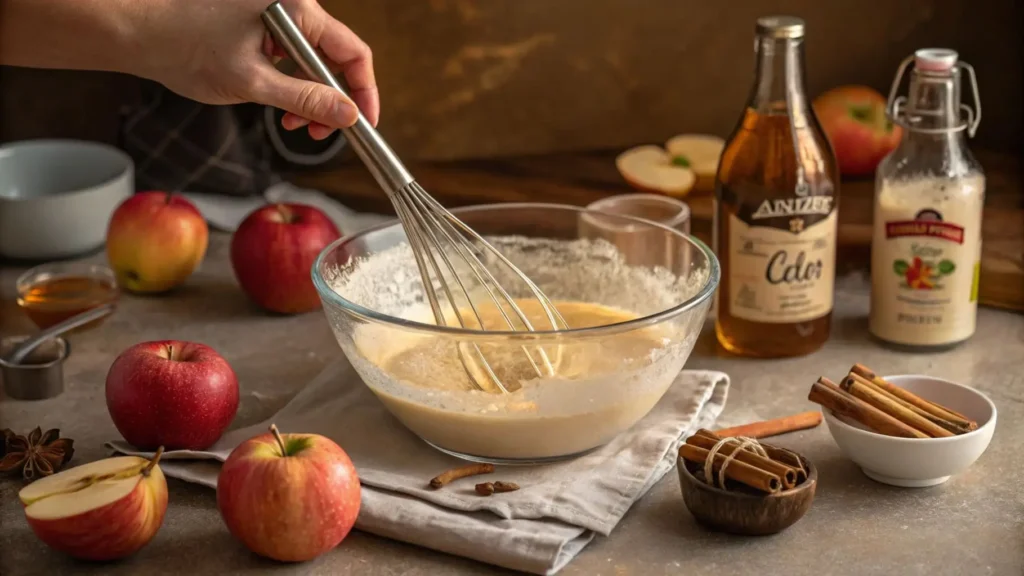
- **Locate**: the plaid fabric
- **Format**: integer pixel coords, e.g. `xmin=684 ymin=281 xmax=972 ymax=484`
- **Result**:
xmin=119 ymin=81 xmax=345 ymax=197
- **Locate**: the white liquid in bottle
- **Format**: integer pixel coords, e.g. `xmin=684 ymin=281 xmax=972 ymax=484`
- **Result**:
xmin=869 ymin=48 xmax=985 ymax=350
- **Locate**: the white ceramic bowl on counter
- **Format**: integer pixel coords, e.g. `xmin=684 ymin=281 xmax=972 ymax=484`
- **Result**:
xmin=822 ymin=374 xmax=996 ymax=488
xmin=0 ymin=139 xmax=133 ymax=260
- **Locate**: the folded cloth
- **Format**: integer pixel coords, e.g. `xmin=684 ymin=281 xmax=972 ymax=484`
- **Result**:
xmin=108 ymin=359 xmax=728 ymax=575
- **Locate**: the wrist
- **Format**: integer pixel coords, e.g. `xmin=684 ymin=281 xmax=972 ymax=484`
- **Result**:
xmin=107 ymin=0 xmax=166 ymax=79
xmin=0 ymin=0 xmax=157 ymax=74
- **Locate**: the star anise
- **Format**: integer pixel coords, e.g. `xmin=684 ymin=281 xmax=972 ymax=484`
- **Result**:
xmin=0 ymin=427 xmax=75 ymax=482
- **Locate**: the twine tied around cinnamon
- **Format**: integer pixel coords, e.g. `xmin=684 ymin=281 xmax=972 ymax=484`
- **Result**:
xmin=703 ymin=436 xmax=769 ymax=489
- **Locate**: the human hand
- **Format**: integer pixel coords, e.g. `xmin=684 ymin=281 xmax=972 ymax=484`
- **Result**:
xmin=131 ymin=0 xmax=377 ymax=140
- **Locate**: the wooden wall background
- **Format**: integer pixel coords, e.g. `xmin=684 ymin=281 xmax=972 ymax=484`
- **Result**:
xmin=1 ymin=0 xmax=1021 ymax=161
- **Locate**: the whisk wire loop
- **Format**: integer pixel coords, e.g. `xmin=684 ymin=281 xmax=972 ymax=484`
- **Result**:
xmin=403 ymin=184 xmax=557 ymax=382
xmin=420 ymin=190 xmax=569 ymax=333
xmin=391 ymin=191 xmax=513 ymax=394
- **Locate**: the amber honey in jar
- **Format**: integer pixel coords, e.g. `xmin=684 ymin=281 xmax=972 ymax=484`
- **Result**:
xmin=16 ymin=263 xmax=119 ymax=330
xmin=713 ymin=16 xmax=840 ymax=358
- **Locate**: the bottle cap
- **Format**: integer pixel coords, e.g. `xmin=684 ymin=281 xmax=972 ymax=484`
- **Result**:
xmin=756 ymin=16 xmax=805 ymax=39
xmin=914 ymin=48 xmax=959 ymax=72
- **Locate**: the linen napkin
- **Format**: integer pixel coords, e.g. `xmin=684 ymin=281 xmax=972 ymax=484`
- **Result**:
xmin=108 ymin=359 xmax=728 ymax=575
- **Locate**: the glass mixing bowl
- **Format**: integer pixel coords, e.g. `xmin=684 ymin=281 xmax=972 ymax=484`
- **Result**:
xmin=312 ymin=203 xmax=720 ymax=464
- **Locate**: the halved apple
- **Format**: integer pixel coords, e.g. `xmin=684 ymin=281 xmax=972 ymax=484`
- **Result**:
xmin=665 ymin=134 xmax=725 ymax=194
xmin=19 ymin=450 xmax=168 ymax=561
xmin=615 ymin=145 xmax=697 ymax=197
xmin=665 ymin=134 xmax=725 ymax=177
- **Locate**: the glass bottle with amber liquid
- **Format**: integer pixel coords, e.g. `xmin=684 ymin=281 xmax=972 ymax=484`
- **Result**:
xmin=713 ymin=16 xmax=839 ymax=357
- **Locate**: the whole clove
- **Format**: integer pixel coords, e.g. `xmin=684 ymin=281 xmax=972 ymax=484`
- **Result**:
xmin=475 ymin=481 xmax=520 ymax=496
xmin=493 ymin=481 xmax=520 ymax=493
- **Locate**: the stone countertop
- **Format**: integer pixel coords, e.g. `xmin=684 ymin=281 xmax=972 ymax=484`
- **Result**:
xmin=1 ymin=234 xmax=1022 ymax=576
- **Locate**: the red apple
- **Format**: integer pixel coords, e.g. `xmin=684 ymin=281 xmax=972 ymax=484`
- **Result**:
xmin=230 ymin=203 xmax=340 ymax=314
xmin=217 ymin=425 xmax=361 ymax=562
xmin=812 ymin=85 xmax=903 ymax=177
xmin=106 ymin=191 xmax=209 ymax=293
xmin=106 ymin=341 xmax=239 ymax=451
xmin=19 ymin=450 xmax=168 ymax=561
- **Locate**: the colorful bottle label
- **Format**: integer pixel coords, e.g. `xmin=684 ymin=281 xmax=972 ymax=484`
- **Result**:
xmin=870 ymin=177 xmax=984 ymax=346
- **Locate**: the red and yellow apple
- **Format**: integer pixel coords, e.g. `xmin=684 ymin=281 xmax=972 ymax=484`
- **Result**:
xmin=230 ymin=203 xmax=340 ymax=314
xmin=106 ymin=191 xmax=209 ymax=293
xmin=106 ymin=341 xmax=239 ymax=451
xmin=217 ymin=425 xmax=361 ymax=562
xmin=812 ymin=85 xmax=903 ymax=177
xmin=19 ymin=450 xmax=168 ymax=561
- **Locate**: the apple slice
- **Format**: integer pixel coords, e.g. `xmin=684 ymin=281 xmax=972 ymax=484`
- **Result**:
xmin=665 ymin=134 xmax=726 ymax=181
xmin=615 ymin=145 xmax=697 ymax=197
xmin=19 ymin=451 xmax=168 ymax=561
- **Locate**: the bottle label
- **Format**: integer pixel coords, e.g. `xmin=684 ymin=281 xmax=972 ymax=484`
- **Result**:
xmin=870 ymin=181 xmax=984 ymax=346
xmin=725 ymin=186 xmax=838 ymax=324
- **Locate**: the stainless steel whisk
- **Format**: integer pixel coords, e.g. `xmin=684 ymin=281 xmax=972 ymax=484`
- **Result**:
xmin=263 ymin=3 xmax=569 ymax=394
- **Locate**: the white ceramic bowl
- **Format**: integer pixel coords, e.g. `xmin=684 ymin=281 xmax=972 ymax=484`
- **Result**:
xmin=822 ymin=374 xmax=996 ymax=488
xmin=0 ymin=139 xmax=134 ymax=260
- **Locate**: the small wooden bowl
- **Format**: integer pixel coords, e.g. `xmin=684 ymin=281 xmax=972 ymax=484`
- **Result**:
xmin=677 ymin=453 xmax=817 ymax=536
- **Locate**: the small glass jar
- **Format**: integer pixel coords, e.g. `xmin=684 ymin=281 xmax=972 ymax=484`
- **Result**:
xmin=16 ymin=262 xmax=120 ymax=331
xmin=580 ymin=193 xmax=692 ymax=270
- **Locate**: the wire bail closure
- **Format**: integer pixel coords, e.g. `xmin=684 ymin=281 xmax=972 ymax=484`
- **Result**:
xmin=885 ymin=53 xmax=982 ymax=138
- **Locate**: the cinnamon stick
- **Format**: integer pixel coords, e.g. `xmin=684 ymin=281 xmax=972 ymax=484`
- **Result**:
xmin=761 ymin=445 xmax=807 ymax=482
xmin=686 ymin=432 xmax=797 ymax=489
xmin=694 ymin=428 xmax=807 ymax=484
xmin=713 ymin=411 xmax=823 ymax=439
xmin=842 ymin=374 xmax=954 ymax=438
xmin=850 ymin=364 xmax=976 ymax=430
xmin=846 ymin=372 xmax=971 ymax=434
xmin=679 ymin=443 xmax=782 ymax=494
xmin=839 ymin=368 xmax=958 ymax=436
xmin=808 ymin=377 xmax=928 ymax=439
xmin=429 ymin=463 xmax=494 ymax=489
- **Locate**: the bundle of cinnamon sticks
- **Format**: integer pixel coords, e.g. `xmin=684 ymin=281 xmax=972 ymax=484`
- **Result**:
xmin=808 ymin=363 xmax=978 ymax=439
xmin=679 ymin=429 xmax=808 ymax=495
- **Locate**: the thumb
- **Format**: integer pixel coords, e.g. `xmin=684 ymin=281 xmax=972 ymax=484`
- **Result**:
xmin=254 ymin=70 xmax=359 ymax=130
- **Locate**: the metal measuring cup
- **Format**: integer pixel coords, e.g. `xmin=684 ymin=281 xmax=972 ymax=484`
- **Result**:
xmin=0 ymin=335 xmax=69 ymax=400
xmin=0 ymin=302 xmax=114 ymax=400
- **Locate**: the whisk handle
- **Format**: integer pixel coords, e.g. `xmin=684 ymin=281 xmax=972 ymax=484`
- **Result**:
xmin=262 ymin=2 xmax=413 ymax=194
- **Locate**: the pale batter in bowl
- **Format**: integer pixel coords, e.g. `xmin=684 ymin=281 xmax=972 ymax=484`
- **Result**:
xmin=353 ymin=299 xmax=683 ymax=459
xmin=376 ymin=299 xmax=668 ymax=394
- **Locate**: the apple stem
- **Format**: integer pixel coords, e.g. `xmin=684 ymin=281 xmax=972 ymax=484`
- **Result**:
xmin=269 ymin=424 xmax=289 ymax=457
xmin=143 ymin=446 xmax=165 ymax=477
xmin=274 ymin=204 xmax=296 ymax=224
xmin=165 ymin=191 xmax=174 ymax=205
